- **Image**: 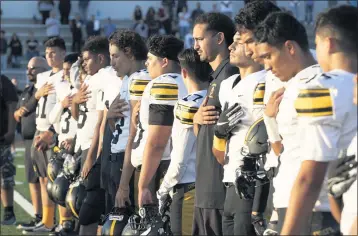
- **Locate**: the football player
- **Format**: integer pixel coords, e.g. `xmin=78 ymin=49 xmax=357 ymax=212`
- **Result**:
xmin=191 ymin=13 xmax=239 ymax=236
xmin=48 ymin=53 xmax=79 ymax=235
xmin=70 ymin=36 xmax=108 ymax=235
xmin=252 ymin=12 xmax=338 ymax=234
xmin=212 ymin=30 xmax=269 ymax=235
xmin=107 ymin=29 xmax=151 ymax=211
xmin=23 ymin=37 xmax=66 ymax=234
xmin=281 ymin=6 xmax=358 ymax=234
xmin=156 ymin=48 xmax=212 ymax=235
xmin=135 ymin=35 xmax=186 ymax=207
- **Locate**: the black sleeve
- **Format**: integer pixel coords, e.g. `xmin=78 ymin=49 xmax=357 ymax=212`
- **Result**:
xmin=24 ymin=89 xmax=39 ymax=113
xmin=2 ymin=76 xmax=18 ymax=103
xmin=149 ymin=104 xmax=175 ymax=126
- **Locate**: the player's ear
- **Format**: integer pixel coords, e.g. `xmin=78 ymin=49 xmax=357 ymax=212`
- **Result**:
xmin=181 ymin=68 xmax=188 ymax=79
xmin=97 ymin=54 xmax=105 ymax=65
xmin=285 ymin=40 xmax=296 ymax=56
xmin=161 ymin=57 xmax=169 ymax=68
xmin=217 ymin=32 xmax=225 ymax=45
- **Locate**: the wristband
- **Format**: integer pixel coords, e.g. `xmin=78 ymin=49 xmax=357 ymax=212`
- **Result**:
xmin=213 ymin=135 xmax=227 ymax=152
xmin=263 ymin=114 xmax=281 ymax=143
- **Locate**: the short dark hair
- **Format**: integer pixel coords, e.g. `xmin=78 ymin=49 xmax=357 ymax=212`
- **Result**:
xmin=108 ymin=29 xmax=148 ymax=61
xmin=254 ymin=12 xmax=309 ymax=52
xmin=82 ymin=36 xmax=109 ymax=60
xmin=147 ymin=35 xmax=183 ymax=62
xmin=315 ymin=5 xmax=358 ymax=54
xmin=194 ymin=12 xmax=236 ymax=47
xmin=178 ymin=48 xmax=212 ymax=83
xmin=235 ymin=0 xmax=281 ymax=31
xmin=45 ymin=37 xmax=66 ymax=51
xmin=64 ymin=53 xmax=79 ymax=64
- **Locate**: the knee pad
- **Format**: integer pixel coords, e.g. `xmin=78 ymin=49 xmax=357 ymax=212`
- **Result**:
xmin=78 ymin=189 xmax=105 ymax=226
xmin=1 ymin=176 xmax=15 ymax=189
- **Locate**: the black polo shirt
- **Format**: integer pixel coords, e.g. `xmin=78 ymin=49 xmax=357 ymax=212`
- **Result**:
xmin=0 ymin=75 xmax=18 ymax=143
xmin=17 ymin=84 xmax=37 ymax=140
xmin=195 ymin=58 xmax=239 ymax=209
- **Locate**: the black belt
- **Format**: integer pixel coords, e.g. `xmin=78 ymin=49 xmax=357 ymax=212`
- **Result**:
xmin=108 ymin=151 xmax=124 ymax=162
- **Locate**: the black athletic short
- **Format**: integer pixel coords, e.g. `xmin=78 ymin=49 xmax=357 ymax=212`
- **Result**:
xmin=24 ymin=139 xmax=39 ymax=183
xmin=276 ymin=208 xmax=341 ymax=235
xmin=79 ymin=188 xmax=106 ymax=226
xmin=31 ymin=131 xmax=52 ymax=178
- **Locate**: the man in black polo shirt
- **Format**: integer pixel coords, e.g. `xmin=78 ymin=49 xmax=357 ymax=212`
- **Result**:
xmin=0 ymin=74 xmax=18 ymax=225
xmin=192 ymin=12 xmax=239 ymax=235
xmin=14 ymin=57 xmax=49 ymax=230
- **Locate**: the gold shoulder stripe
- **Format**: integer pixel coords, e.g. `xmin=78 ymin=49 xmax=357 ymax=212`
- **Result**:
xmin=175 ymin=104 xmax=198 ymax=125
xmin=151 ymin=83 xmax=178 ymax=101
xmin=295 ymin=88 xmax=333 ymax=117
xmin=129 ymin=79 xmax=150 ymax=96
xmin=253 ymin=82 xmax=265 ymax=105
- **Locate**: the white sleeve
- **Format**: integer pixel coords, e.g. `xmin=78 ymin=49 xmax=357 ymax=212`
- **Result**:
xmin=295 ymin=87 xmax=346 ymax=162
xmin=49 ymin=102 xmax=63 ymax=125
xmin=158 ymin=128 xmax=196 ymax=195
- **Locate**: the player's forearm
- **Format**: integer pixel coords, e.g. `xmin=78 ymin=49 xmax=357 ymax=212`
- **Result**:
xmin=120 ymin=136 xmax=136 ymax=188
xmin=71 ymin=102 xmax=80 ymax=120
xmin=328 ymin=195 xmax=342 ymax=223
xmin=138 ymin=143 xmax=166 ymax=189
xmin=49 ymin=102 xmax=63 ymax=124
xmin=281 ymin=161 xmax=328 ymax=234
xmin=97 ymin=110 xmax=107 ymax=157
xmin=271 ymin=141 xmax=283 ymax=156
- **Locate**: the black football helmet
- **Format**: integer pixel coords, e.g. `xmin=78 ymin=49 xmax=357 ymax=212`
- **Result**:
xmin=62 ymin=151 xmax=82 ymax=181
xmin=51 ymin=172 xmax=70 ymax=207
xmin=101 ymin=207 xmax=134 ymax=236
xmin=65 ymin=178 xmax=87 ymax=219
xmin=47 ymin=157 xmax=64 ymax=183
xmin=244 ymin=117 xmax=269 ymax=156
xmin=122 ymin=204 xmax=172 ymax=236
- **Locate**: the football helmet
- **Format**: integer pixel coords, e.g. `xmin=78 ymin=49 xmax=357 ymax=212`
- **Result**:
xmin=244 ymin=117 xmax=268 ymax=156
xmin=47 ymin=180 xmax=55 ymax=202
xmin=65 ymin=177 xmax=87 ymax=219
xmin=122 ymin=204 xmax=172 ymax=236
xmin=47 ymin=157 xmax=64 ymax=183
xmin=62 ymin=150 xmax=82 ymax=181
xmin=51 ymin=172 xmax=70 ymax=207
xmin=101 ymin=207 xmax=134 ymax=236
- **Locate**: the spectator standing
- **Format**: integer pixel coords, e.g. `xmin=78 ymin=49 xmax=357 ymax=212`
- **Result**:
xmin=134 ymin=19 xmax=149 ymax=39
xmin=26 ymin=31 xmax=40 ymax=61
xmin=45 ymin=11 xmax=60 ymax=39
xmin=176 ymin=0 xmax=188 ymax=18
xmin=211 ymin=3 xmax=219 ymax=13
xmin=133 ymin=5 xmax=143 ymax=24
xmin=158 ymin=6 xmax=172 ymax=35
xmin=38 ymin=0 xmax=54 ymax=24
xmin=103 ymin=17 xmax=116 ymax=38
xmin=184 ymin=28 xmax=194 ymax=49
xmin=289 ymin=0 xmax=300 ymax=20
xmin=191 ymin=2 xmax=204 ymax=23
xmin=78 ymin=0 xmax=90 ymax=22
xmin=86 ymin=15 xmax=100 ymax=38
xmin=220 ymin=1 xmax=233 ymax=19
xmin=146 ymin=7 xmax=160 ymax=37
xmin=161 ymin=0 xmax=175 ymax=21
xmin=0 ymin=30 xmax=8 ymax=70
xmin=70 ymin=15 xmax=83 ymax=52
xmin=305 ymin=0 xmax=314 ymax=25
xmin=9 ymin=33 xmax=22 ymax=68
xmin=59 ymin=0 xmax=71 ymax=25
xmin=178 ymin=6 xmax=190 ymax=39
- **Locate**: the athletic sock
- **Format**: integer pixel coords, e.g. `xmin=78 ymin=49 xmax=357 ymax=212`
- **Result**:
xmin=42 ymin=206 xmax=55 ymax=228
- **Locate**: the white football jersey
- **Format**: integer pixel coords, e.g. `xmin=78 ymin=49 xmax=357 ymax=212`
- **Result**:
xmin=341 ymin=134 xmax=357 ymax=235
xmin=294 ymin=69 xmax=357 ymax=162
xmin=76 ymin=67 xmax=107 ymax=150
xmin=272 ymin=64 xmax=330 ymax=210
xmin=35 ymin=70 xmax=63 ymax=132
xmin=218 ymin=70 xmax=267 ymax=183
xmin=131 ymin=73 xmax=187 ymax=168
xmin=110 ymin=70 xmax=150 ymax=153
xmin=49 ymin=79 xmax=78 ymax=145
xmin=158 ymin=90 xmax=207 ymax=195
